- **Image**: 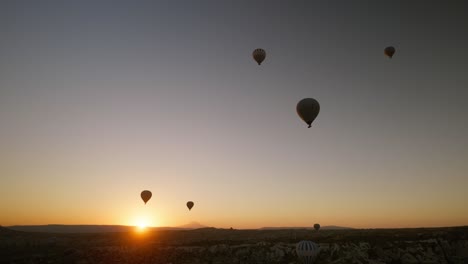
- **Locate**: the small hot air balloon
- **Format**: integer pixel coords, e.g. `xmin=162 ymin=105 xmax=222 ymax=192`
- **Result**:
xmin=313 ymin=223 xmax=320 ymax=231
xmin=186 ymin=201 xmax=194 ymax=211
xmin=141 ymin=190 xmax=152 ymax=204
xmin=296 ymin=240 xmax=320 ymax=264
xmin=296 ymin=98 xmax=320 ymax=128
xmin=252 ymin=48 xmax=266 ymax=65
xmin=384 ymin=46 xmax=395 ymax=58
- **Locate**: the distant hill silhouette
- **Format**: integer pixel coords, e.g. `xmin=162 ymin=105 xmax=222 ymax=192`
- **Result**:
xmin=7 ymin=225 xmax=133 ymax=233
xmin=7 ymin=222 xmax=210 ymax=233
xmin=177 ymin=221 xmax=208 ymax=229
xmin=259 ymin=225 xmax=353 ymax=230
xmin=320 ymin=225 xmax=354 ymax=230
xmin=0 ymin=226 xmax=22 ymax=234
xmin=6 ymin=223 xmax=350 ymax=233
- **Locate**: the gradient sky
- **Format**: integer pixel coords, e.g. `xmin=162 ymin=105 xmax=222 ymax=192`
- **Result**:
xmin=1 ymin=0 xmax=467 ymax=229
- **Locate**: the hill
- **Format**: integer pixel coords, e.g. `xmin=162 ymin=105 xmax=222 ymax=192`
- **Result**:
xmin=7 ymin=224 xmax=133 ymax=233
xmin=1 ymin=226 xmax=467 ymax=263
xmin=0 ymin=226 xmax=21 ymax=234
xmin=259 ymin=225 xmax=353 ymax=230
xmin=7 ymin=223 xmax=350 ymax=233
xmin=7 ymin=223 xmax=210 ymax=233
xmin=177 ymin=221 xmax=208 ymax=229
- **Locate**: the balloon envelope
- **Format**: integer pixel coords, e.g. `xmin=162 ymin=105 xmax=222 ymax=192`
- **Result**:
xmin=141 ymin=190 xmax=152 ymax=204
xmin=296 ymin=240 xmax=320 ymax=264
xmin=252 ymin=48 xmax=266 ymax=65
xmin=313 ymin=223 xmax=320 ymax=231
xmin=296 ymin=98 xmax=320 ymax=128
xmin=187 ymin=201 xmax=194 ymax=210
xmin=384 ymin=46 xmax=395 ymax=58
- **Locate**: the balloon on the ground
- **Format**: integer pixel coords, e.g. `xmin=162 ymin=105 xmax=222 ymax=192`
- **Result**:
xmin=296 ymin=98 xmax=320 ymax=128
xmin=141 ymin=190 xmax=152 ymax=204
xmin=384 ymin=46 xmax=396 ymax=58
xmin=314 ymin=223 xmax=320 ymax=231
xmin=187 ymin=201 xmax=194 ymax=211
xmin=252 ymin=49 xmax=266 ymax=65
xmin=296 ymin=240 xmax=320 ymax=264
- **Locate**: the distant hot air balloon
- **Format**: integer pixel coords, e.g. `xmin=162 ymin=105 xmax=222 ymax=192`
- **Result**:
xmin=296 ymin=98 xmax=320 ymax=128
xmin=313 ymin=223 xmax=320 ymax=231
xmin=296 ymin=240 xmax=320 ymax=264
xmin=186 ymin=201 xmax=194 ymax=211
xmin=384 ymin=46 xmax=395 ymax=58
xmin=141 ymin=190 xmax=152 ymax=204
xmin=252 ymin=48 xmax=266 ymax=65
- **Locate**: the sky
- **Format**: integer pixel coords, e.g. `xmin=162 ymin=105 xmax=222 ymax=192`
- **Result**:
xmin=1 ymin=0 xmax=467 ymax=229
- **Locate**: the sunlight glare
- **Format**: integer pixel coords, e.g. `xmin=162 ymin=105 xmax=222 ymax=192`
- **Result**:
xmin=137 ymin=222 xmax=147 ymax=231
xmin=135 ymin=218 xmax=148 ymax=232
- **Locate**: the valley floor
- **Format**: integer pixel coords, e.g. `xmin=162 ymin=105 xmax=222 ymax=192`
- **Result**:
xmin=1 ymin=226 xmax=467 ymax=263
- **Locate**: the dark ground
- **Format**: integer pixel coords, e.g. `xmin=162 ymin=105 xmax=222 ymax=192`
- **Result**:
xmin=1 ymin=226 xmax=467 ymax=263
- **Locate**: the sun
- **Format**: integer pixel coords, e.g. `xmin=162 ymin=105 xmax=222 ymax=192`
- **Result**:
xmin=129 ymin=212 xmax=160 ymax=232
xmin=137 ymin=222 xmax=147 ymax=230
xmin=133 ymin=216 xmax=156 ymax=232
xmin=135 ymin=219 xmax=148 ymax=232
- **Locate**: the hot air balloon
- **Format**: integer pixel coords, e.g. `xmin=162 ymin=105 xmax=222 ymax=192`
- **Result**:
xmin=252 ymin=48 xmax=266 ymax=65
xmin=296 ymin=240 xmax=320 ymax=264
xmin=296 ymin=98 xmax=320 ymax=128
xmin=141 ymin=190 xmax=152 ymax=204
xmin=313 ymin=223 xmax=320 ymax=231
xmin=186 ymin=201 xmax=194 ymax=211
xmin=384 ymin=46 xmax=395 ymax=58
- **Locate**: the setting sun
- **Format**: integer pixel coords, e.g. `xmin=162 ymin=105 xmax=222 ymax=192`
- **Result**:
xmin=133 ymin=214 xmax=158 ymax=232
xmin=137 ymin=222 xmax=147 ymax=231
xmin=127 ymin=207 xmax=161 ymax=231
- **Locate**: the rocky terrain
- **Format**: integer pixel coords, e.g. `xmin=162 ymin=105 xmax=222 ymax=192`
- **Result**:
xmin=1 ymin=226 xmax=467 ymax=263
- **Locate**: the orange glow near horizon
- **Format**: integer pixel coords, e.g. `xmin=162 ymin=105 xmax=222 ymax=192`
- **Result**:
xmin=136 ymin=225 xmax=147 ymax=233
xmin=135 ymin=219 xmax=148 ymax=230
xmin=1 ymin=189 xmax=467 ymax=229
xmin=128 ymin=210 xmax=159 ymax=230
xmin=1 ymin=190 xmax=468 ymax=229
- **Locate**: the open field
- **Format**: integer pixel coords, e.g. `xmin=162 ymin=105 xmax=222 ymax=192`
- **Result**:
xmin=1 ymin=226 xmax=467 ymax=263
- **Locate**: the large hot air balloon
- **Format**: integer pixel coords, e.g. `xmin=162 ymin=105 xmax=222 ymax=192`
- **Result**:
xmin=313 ymin=223 xmax=320 ymax=231
xmin=252 ymin=48 xmax=266 ymax=65
xmin=141 ymin=190 xmax=152 ymax=204
xmin=186 ymin=201 xmax=194 ymax=211
xmin=296 ymin=98 xmax=320 ymax=128
xmin=296 ymin=240 xmax=320 ymax=264
xmin=384 ymin=46 xmax=395 ymax=58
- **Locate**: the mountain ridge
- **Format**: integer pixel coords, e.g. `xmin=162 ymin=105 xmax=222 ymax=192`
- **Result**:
xmin=6 ymin=223 xmax=211 ymax=233
xmin=6 ymin=223 xmax=353 ymax=233
xmin=259 ymin=225 xmax=353 ymax=230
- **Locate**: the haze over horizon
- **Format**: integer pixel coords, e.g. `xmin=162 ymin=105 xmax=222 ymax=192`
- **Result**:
xmin=1 ymin=0 xmax=467 ymax=229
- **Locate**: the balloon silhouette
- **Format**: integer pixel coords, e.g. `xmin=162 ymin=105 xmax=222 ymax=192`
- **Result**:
xmin=187 ymin=201 xmax=194 ymax=211
xmin=140 ymin=190 xmax=152 ymax=204
xmin=384 ymin=46 xmax=396 ymax=58
xmin=296 ymin=240 xmax=320 ymax=264
xmin=313 ymin=223 xmax=320 ymax=231
xmin=252 ymin=48 xmax=266 ymax=65
xmin=297 ymin=98 xmax=320 ymax=128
